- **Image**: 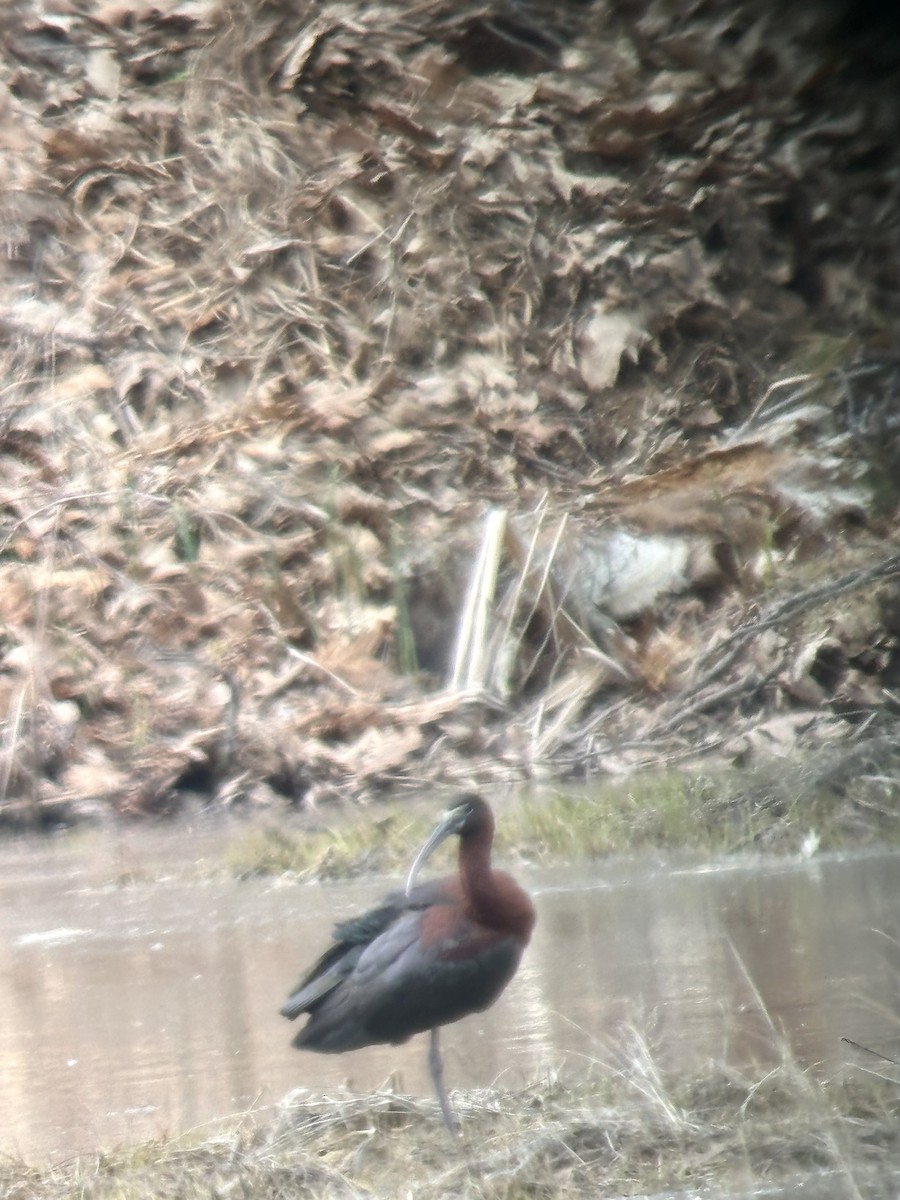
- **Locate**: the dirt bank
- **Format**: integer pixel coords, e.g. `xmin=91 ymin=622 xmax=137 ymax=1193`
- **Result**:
xmin=4 ymin=1059 xmax=899 ymax=1198
xmin=1 ymin=0 xmax=898 ymax=832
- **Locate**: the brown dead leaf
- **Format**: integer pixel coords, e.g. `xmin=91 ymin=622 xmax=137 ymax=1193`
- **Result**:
xmin=332 ymin=723 xmax=423 ymax=779
xmin=48 ymin=363 xmax=115 ymax=401
xmin=457 ymin=352 xmax=538 ymax=421
xmin=577 ymin=307 xmax=649 ymax=391
xmin=302 ymin=381 xmax=374 ymax=431
xmin=85 ymin=48 xmax=121 ymax=99
xmin=365 ymin=427 xmax=423 ymax=456
xmin=315 ymin=622 xmax=396 ymax=693
xmin=61 ymin=757 xmax=129 ymax=801
xmin=0 ymin=568 xmax=34 ymax=625
xmin=44 ymin=127 xmax=113 ymax=164
xmin=91 ymin=0 xmax=158 ymax=24
xmin=44 ymin=567 xmax=111 ymax=603
xmin=294 ymin=697 xmax=381 ymax=741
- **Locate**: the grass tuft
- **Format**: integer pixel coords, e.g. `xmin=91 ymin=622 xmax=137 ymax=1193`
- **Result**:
xmin=223 ymin=810 xmax=433 ymax=880
xmin=216 ymin=754 xmax=900 ymax=883
xmin=4 ymin=1054 xmax=898 ymax=1199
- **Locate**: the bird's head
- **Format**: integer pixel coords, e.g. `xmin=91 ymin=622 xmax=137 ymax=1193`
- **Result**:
xmin=405 ymin=793 xmax=492 ymax=895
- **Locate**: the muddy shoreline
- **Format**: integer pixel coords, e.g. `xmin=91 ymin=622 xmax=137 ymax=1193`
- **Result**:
xmin=4 ymin=1064 xmax=899 ymax=1199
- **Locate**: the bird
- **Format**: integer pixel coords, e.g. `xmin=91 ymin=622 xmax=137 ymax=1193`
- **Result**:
xmin=280 ymin=792 xmax=536 ymax=1133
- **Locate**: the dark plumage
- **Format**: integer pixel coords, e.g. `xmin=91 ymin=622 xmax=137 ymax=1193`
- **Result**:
xmin=280 ymin=793 xmax=535 ymax=1132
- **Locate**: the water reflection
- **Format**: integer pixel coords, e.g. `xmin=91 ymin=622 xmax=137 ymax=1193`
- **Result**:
xmin=1 ymin=828 xmax=898 ymax=1160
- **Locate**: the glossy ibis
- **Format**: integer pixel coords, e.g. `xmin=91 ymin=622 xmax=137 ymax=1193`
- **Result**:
xmin=280 ymin=793 xmax=535 ymax=1133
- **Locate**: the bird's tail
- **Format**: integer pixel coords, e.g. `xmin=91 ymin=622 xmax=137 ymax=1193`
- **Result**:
xmin=279 ymin=994 xmax=306 ymax=1021
xmin=280 ymin=969 xmax=340 ymax=1021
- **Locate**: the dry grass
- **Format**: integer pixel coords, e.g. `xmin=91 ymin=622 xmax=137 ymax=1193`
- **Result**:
xmin=223 ymin=804 xmax=435 ymax=878
xmin=0 ymin=0 xmax=899 ymax=831
xmin=3 ymin=1052 xmax=898 ymax=1199
xmin=218 ymin=754 xmax=900 ymax=881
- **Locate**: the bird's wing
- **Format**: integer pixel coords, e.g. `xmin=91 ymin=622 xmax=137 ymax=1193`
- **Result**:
xmin=330 ymin=879 xmax=451 ymax=944
xmin=280 ymin=884 xmax=452 ymax=1021
xmin=331 ymin=896 xmax=407 ymax=944
xmin=323 ymin=912 xmax=524 ymax=1045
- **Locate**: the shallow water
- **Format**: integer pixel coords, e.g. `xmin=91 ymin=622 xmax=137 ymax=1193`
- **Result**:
xmin=1 ymin=822 xmax=899 ymax=1160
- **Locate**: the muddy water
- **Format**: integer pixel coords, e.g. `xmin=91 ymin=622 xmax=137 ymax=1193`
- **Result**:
xmin=2 ymin=825 xmax=899 ymax=1160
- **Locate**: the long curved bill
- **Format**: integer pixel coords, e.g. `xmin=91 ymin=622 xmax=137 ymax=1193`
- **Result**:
xmin=405 ymin=806 xmax=465 ymax=896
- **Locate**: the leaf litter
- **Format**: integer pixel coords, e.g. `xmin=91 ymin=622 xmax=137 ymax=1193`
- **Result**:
xmin=0 ymin=0 xmax=899 ymax=828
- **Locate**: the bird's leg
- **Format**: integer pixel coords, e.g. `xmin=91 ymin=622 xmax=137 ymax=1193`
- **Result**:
xmin=428 ymin=1027 xmax=459 ymax=1136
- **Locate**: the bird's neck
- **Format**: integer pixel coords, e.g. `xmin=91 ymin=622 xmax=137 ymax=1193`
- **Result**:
xmin=458 ymin=831 xmax=493 ymax=914
xmin=458 ymin=834 xmax=534 ymax=941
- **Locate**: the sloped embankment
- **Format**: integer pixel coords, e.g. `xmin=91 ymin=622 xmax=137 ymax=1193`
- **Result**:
xmin=0 ymin=0 xmax=898 ymax=827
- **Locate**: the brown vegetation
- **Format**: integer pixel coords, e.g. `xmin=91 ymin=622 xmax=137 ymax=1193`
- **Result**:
xmin=3 ymin=1057 xmax=899 ymax=1198
xmin=1 ymin=0 xmax=899 ymax=828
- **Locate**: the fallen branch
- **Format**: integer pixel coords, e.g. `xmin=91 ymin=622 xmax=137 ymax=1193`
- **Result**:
xmin=689 ymin=549 xmax=900 ymax=696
